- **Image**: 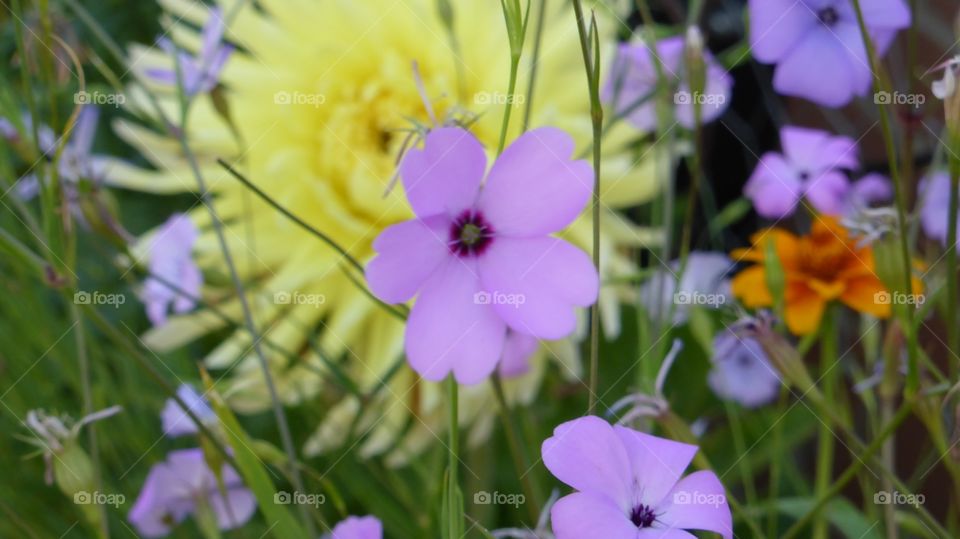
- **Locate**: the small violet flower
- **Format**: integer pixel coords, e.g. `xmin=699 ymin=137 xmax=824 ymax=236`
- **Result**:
xmin=749 ymin=0 xmax=911 ymax=107
xmin=919 ymin=172 xmax=959 ymax=248
xmin=161 ymin=384 xmax=216 ymax=437
xmin=604 ymin=35 xmax=733 ymax=131
xmin=640 ymin=252 xmax=733 ymax=325
xmin=366 ymin=127 xmax=598 ymax=384
xmin=744 ymin=126 xmax=860 ymax=218
xmin=708 ymin=330 xmax=780 ymax=408
xmin=147 ymin=8 xmax=233 ymax=96
xmin=542 ymin=416 xmax=732 ymax=539
xmin=129 ymin=448 xmax=256 ymax=537
xmin=143 ymin=213 xmax=202 ymax=326
xmin=327 ymin=515 xmax=383 ymax=539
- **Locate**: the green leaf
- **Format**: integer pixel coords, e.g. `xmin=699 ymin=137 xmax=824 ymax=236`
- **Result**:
xmin=203 ymin=375 xmax=308 ymax=539
xmin=768 ymin=497 xmax=883 ymax=539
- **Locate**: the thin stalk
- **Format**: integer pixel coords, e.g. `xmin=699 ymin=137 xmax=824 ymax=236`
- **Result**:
xmin=812 ymin=308 xmax=838 ymax=539
xmin=946 ymin=133 xmax=959 ymax=366
xmin=216 ymin=159 xmax=407 ymax=321
xmin=496 ymin=58 xmax=521 ymax=154
xmin=571 ymin=0 xmax=603 ymax=414
xmin=491 ymin=375 xmax=541 ymax=522
xmin=724 ymin=401 xmax=757 ymax=509
xmin=520 ymin=0 xmax=547 ymax=133
xmin=767 ymin=387 xmax=789 ymax=538
xmin=445 ymin=374 xmax=462 ymax=538
xmin=848 ymin=0 xmax=920 ymax=393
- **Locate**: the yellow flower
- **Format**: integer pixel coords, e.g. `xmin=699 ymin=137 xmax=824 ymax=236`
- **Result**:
xmin=110 ymin=0 xmax=661 ymax=464
xmin=731 ymin=216 xmax=897 ymax=335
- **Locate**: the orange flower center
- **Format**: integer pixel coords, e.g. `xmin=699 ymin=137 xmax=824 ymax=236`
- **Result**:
xmin=796 ymin=227 xmax=850 ymax=282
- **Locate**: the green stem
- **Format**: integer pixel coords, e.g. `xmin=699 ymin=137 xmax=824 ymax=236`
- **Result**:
xmin=571 ymin=0 xmax=603 ymax=414
xmin=946 ymin=132 xmax=959 ymax=368
xmin=812 ymin=308 xmax=838 ymax=539
xmin=491 ymin=375 xmax=541 ymax=522
xmin=496 ymin=58 xmax=521 ymax=154
xmin=724 ymin=401 xmax=757 ymax=508
xmin=445 ymin=374 xmax=463 ymax=538
xmin=520 ymin=0 xmax=547 ymax=133
xmin=848 ymin=0 xmax=919 ymax=394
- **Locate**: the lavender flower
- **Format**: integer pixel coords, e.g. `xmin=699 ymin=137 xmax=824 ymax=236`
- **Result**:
xmin=160 ymin=384 xmax=216 ymax=437
xmin=919 ymin=172 xmax=959 ymax=247
xmin=147 ymin=8 xmax=233 ymax=96
xmin=640 ymin=252 xmax=733 ymax=324
xmin=366 ymin=127 xmax=598 ymax=384
xmin=708 ymin=330 xmax=780 ymax=408
xmin=542 ymin=416 xmax=732 ymax=539
xmin=143 ymin=213 xmax=202 ymax=326
xmin=604 ymin=35 xmax=733 ymax=131
xmin=327 ymin=515 xmax=383 ymax=539
xmin=129 ymin=448 xmax=255 ymax=537
xmin=744 ymin=126 xmax=859 ymax=218
xmin=749 ymin=0 xmax=911 ymax=107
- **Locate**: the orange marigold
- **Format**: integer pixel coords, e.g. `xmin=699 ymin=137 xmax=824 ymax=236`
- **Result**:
xmin=730 ymin=216 xmax=892 ymax=335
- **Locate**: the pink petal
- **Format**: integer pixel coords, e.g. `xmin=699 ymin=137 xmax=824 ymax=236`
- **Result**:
xmin=331 ymin=515 xmax=383 ymax=539
xmin=637 ymin=529 xmax=697 ymax=539
xmin=748 ymin=0 xmax=818 ymax=63
xmin=860 ymin=0 xmax=911 ymax=29
xmin=781 ymin=126 xmax=858 ymax=171
xmin=551 ymin=493 xmax=638 ymax=539
xmin=477 ymin=127 xmax=592 ymax=237
xmin=773 ymin=27 xmax=865 ymax=107
xmin=478 ymin=237 xmax=598 ymax=339
xmin=613 ymin=425 xmax=699 ymax=508
xmin=656 ymin=471 xmax=733 ymax=539
xmin=404 ymin=259 xmax=505 ymax=384
xmin=208 ymin=486 xmax=256 ymax=531
xmin=744 ymin=153 xmax=802 ymax=218
xmin=400 ymin=127 xmax=486 ymax=219
xmin=498 ymin=331 xmax=538 ymax=377
xmin=366 ymin=216 xmax=452 ymax=304
xmin=541 ymin=416 xmax=632 ymax=509
xmin=804 ymin=170 xmax=851 ymax=215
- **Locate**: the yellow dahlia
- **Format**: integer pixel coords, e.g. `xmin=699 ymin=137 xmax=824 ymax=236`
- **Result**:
xmin=109 ymin=0 xmax=662 ymax=464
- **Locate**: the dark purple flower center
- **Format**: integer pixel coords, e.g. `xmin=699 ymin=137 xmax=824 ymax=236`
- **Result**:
xmin=450 ymin=210 xmax=494 ymax=257
xmin=818 ymin=7 xmax=839 ymax=26
xmin=630 ymin=504 xmax=657 ymax=528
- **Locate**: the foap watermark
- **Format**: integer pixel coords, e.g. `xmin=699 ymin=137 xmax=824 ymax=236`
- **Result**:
xmin=473 ymin=490 xmax=525 ymax=508
xmin=74 ymin=290 xmax=126 ymax=308
xmin=474 ymin=291 xmax=525 ymax=308
xmin=274 ymin=490 xmax=325 ymax=508
xmin=274 ymin=91 xmax=326 ymax=107
xmin=674 ymin=91 xmax=726 ymax=106
xmin=873 ymin=291 xmax=925 ymax=306
xmin=274 ymin=291 xmax=326 ymax=308
xmin=874 ymin=490 xmax=925 ymax=508
xmin=74 ymin=490 xmax=125 ymax=508
xmin=474 ymin=91 xmax=525 ymax=106
xmin=672 ymin=490 xmax=726 ymax=508
xmin=874 ymin=91 xmax=925 ymax=108
xmin=674 ymin=291 xmax=725 ymax=307
xmin=74 ymin=90 xmax=126 ymax=107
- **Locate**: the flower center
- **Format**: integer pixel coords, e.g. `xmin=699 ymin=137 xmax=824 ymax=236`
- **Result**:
xmin=450 ymin=210 xmax=493 ymax=257
xmin=630 ymin=504 xmax=657 ymax=528
xmin=798 ymin=229 xmax=850 ymax=281
xmin=818 ymin=7 xmax=839 ymax=26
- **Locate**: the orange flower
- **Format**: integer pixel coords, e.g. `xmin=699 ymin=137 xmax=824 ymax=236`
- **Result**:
xmin=731 ymin=216 xmax=891 ymax=335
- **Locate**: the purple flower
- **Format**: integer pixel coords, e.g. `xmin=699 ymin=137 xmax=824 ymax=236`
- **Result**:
xmin=366 ymin=127 xmax=598 ymax=384
xmin=604 ymin=35 xmax=733 ymax=131
xmin=844 ymin=173 xmax=892 ymax=214
xmin=147 ymin=8 xmax=233 ymax=96
xmin=328 ymin=515 xmax=383 ymax=539
xmin=14 ymin=106 xmax=108 ymax=200
xmin=143 ymin=213 xmax=202 ymax=326
xmin=744 ymin=126 xmax=859 ymax=218
xmin=161 ymin=384 xmax=215 ymax=437
xmin=129 ymin=448 xmax=256 ymax=537
xmin=919 ymin=172 xmax=959 ymax=247
xmin=499 ymin=331 xmax=539 ymax=378
xmin=708 ymin=330 xmax=780 ymax=408
xmin=542 ymin=416 xmax=732 ymax=539
xmin=749 ymin=0 xmax=911 ymax=107
xmin=640 ymin=252 xmax=733 ymax=324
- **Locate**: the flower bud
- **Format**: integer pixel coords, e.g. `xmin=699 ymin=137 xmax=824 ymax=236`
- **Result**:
xmin=933 ymin=56 xmax=960 ymax=138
